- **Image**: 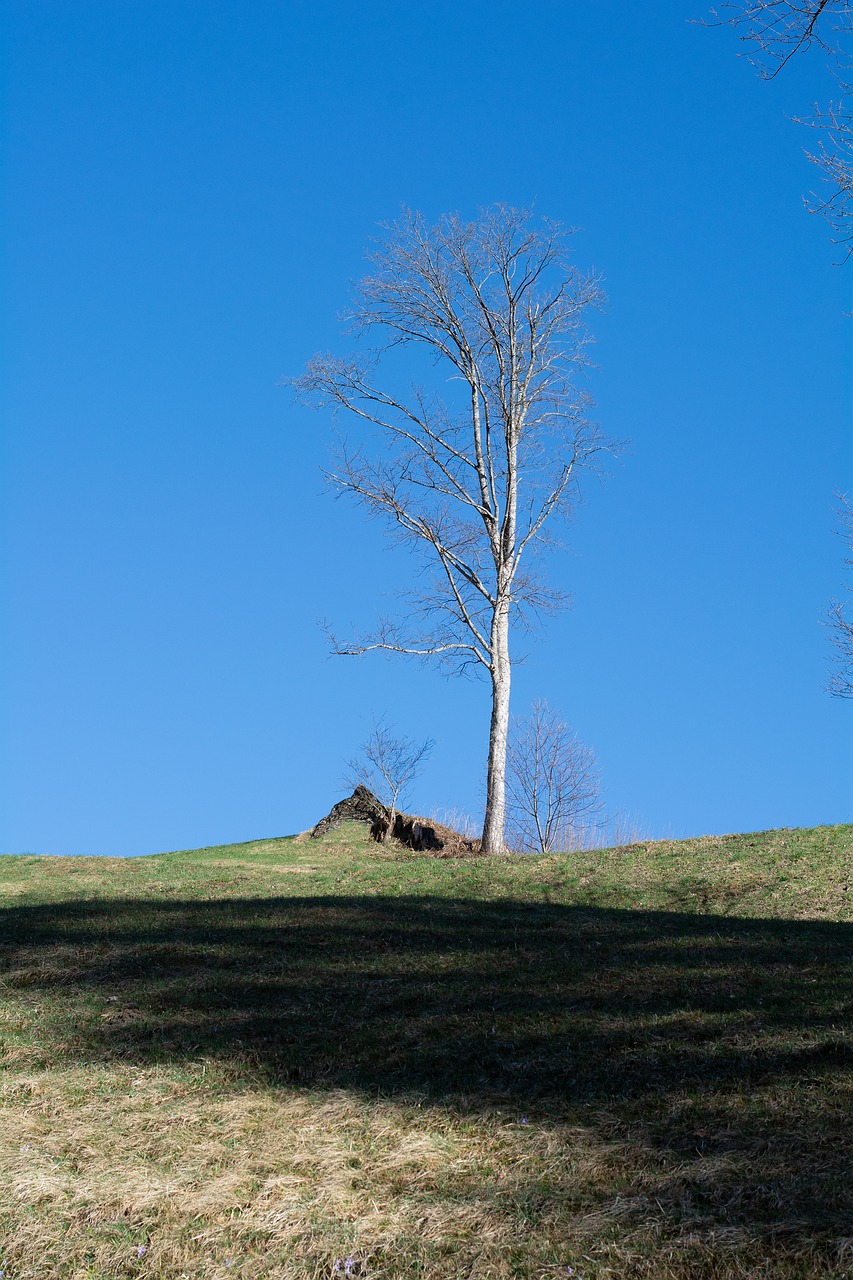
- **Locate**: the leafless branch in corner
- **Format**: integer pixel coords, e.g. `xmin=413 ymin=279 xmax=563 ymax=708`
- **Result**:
xmin=705 ymin=2 xmax=853 ymax=251
xmin=705 ymin=3 xmax=848 ymax=73
xmin=798 ymin=96 xmax=853 ymax=256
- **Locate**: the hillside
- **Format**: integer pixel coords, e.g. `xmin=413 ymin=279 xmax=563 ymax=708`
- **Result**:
xmin=1 ymin=822 xmax=851 ymax=1278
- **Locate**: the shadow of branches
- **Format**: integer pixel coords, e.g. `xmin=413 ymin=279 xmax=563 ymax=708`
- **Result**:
xmin=3 ymin=893 xmax=852 ymax=1245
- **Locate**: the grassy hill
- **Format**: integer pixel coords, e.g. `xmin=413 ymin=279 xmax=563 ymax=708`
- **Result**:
xmin=1 ymin=822 xmax=851 ymax=1279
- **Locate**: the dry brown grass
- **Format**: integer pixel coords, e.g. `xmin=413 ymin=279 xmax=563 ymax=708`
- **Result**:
xmin=1 ymin=1064 xmax=635 ymax=1278
xmin=10 ymin=1064 xmax=828 ymax=1280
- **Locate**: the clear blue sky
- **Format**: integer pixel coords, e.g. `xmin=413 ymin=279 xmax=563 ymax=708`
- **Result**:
xmin=2 ymin=0 xmax=850 ymax=856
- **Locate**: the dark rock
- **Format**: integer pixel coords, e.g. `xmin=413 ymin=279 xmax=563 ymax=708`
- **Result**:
xmin=311 ymin=785 xmax=480 ymax=857
xmin=310 ymin=785 xmax=388 ymax=838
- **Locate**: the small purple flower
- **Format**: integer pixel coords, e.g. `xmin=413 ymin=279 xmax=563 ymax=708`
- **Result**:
xmin=521 ymin=1116 xmax=528 ymax=1125
xmin=345 ymin=1260 xmax=355 ymax=1277
xmin=333 ymin=1263 xmax=342 ymax=1275
xmin=136 ymin=1244 xmax=147 ymax=1257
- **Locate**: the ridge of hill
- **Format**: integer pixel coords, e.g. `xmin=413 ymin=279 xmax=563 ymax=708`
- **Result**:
xmin=2 ymin=820 xmax=850 ymax=920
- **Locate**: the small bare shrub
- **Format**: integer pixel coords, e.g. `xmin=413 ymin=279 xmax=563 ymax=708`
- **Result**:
xmin=506 ymin=700 xmax=603 ymax=854
xmin=346 ymin=719 xmax=434 ymax=839
xmin=556 ymin=809 xmax=653 ymax=852
xmin=828 ymin=493 xmax=853 ymax=698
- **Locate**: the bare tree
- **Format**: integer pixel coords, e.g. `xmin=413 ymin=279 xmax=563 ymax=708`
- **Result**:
xmin=346 ymin=719 xmax=434 ymax=838
xmin=828 ymin=494 xmax=853 ymax=695
xmin=708 ymin=2 xmax=853 ymax=251
xmin=295 ymin=206 xmax=612 ymax=854
xmin=505 ymin=700 xmax=603 ymax=855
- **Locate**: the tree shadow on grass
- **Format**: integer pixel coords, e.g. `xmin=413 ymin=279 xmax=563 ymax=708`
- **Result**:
xmin=3 ymin=893 xmax=853 ymax=1249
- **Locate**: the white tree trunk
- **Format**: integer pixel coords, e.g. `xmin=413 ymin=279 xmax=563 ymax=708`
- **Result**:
xmin=481 ymin=600 xmax=511 ymax=854
xmin=299 ymin=210 xmax=610 ymax=859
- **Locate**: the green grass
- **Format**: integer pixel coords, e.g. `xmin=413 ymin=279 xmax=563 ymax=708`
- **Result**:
xmin=1 ymin=822 xmax=852 ymax=1278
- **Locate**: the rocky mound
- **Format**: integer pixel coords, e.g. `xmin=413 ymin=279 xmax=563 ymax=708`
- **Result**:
xmin=311 ymin=786 xmax=479 ymax=857
xmin=310 ymin=784 xmax=387 ymax=838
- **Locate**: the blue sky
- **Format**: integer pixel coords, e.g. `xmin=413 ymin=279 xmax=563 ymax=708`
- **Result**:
xmin=2 ymin=0 xmax=850 ymax=856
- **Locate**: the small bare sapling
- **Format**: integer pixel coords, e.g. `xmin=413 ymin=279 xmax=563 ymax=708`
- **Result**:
xmin=506 ymin=700 xmax=602 ymax=854
xmin=828 ymin=493 xmax=853 ymax=697
xmin=346 ymin=720 xmax=435 ymax=839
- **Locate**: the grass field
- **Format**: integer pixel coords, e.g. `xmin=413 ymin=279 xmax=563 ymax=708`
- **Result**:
xmin=1 ymin=822 xmax=852 ymax=1279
